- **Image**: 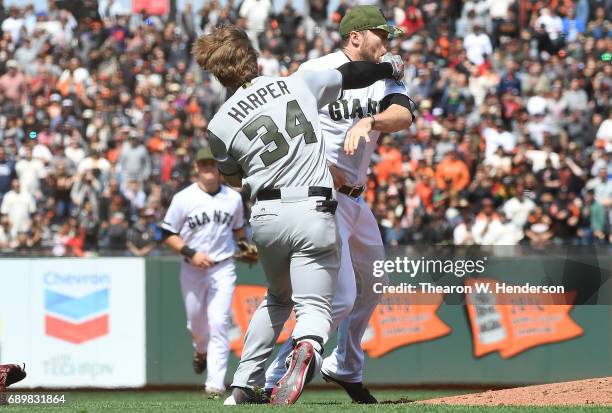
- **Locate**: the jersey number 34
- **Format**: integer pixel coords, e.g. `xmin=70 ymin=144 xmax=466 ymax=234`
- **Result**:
xmin=242 ymin=100 xmax=317 ymax=167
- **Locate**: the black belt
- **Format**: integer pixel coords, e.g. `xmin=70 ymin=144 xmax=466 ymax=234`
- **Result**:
xmin=256 ymin=186 xmax=332 ymax=201
xmin=338 ymin=185 xmax=365 ymax=198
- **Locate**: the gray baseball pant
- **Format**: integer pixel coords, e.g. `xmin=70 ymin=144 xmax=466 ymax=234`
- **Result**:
xmin=231 ymin=191 xmax=340 ymax=389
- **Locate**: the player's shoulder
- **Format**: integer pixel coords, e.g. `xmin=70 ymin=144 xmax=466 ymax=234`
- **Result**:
xmin=299 ymin=51 xmax=347 ymax=71
xmin=171 ymin=182 xmax=197 ymax=201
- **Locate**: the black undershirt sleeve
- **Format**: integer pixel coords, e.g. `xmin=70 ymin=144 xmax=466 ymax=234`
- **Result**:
xmin=380 ymin=93 xmax=418 ymax=119
xmin=160 ymin=227 xmax=179 ymax=241
xmin=336 ymin=61 xmax=393 ymax=90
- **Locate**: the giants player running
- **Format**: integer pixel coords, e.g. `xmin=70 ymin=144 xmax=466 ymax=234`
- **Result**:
xmin=191 ymin=26 xmax=403 ymax=405
xmin=161 ymin=148 xmax=245 ymax=398
xmin=266 ymin=6 xmax=416 ymax=403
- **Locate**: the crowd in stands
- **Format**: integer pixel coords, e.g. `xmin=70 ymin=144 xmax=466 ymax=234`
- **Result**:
xmin=0 ymin=0 xmax=610 ymax=255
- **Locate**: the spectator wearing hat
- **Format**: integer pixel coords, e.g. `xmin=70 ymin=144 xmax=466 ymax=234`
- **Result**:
xmin=126 ymin=208 xmax=157 ymax=256
xmin=50 ymin=99 xmax=79 ymax=133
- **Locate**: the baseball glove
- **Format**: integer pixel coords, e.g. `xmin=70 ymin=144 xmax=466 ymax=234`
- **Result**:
xmin=0 ymin=364 xmax=26 ymax=388
xmin=234 ymin=240 xmax=258 ymax=264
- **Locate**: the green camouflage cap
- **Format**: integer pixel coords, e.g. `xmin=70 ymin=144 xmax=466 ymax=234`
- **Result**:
xmin=196 ymin=147 xmax=215 ymax=162
xmin=339 ymin=5 xmax=403 ymax=38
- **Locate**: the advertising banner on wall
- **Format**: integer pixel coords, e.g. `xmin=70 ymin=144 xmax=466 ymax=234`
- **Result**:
xmin=0 ymin=258 xmax=146 ymax=387
xmin=465 ymin=278 xmax=583 ymax=358
xmin=230 ymin=285 xmax=295 ymax=357
xmin=361 ymin=292 xmax=451 ymax=357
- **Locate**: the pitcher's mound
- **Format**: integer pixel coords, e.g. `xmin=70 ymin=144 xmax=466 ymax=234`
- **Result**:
xmin=420 ymin=377 xmax=612 ymax=406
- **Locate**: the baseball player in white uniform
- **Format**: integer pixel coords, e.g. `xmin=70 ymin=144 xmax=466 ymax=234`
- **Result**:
xmin=265 ymin=6 xmax=416 ymax=404
xmin=161 ymin=147 xmax=245 ymax=398
xmin=190 ymin=25 xmax=404 ymax=405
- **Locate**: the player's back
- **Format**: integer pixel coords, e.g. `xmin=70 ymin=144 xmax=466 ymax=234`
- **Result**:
xmin=208 ymin=73 xmax=338 ymax=199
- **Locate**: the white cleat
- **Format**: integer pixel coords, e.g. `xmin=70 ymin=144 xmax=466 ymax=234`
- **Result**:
xmin=223 ymin=395 xmax=236 ymax=405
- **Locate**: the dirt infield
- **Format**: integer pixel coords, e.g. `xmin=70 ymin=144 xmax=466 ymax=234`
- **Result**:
xmin=420 ymin=377 xmax=612 ymax=406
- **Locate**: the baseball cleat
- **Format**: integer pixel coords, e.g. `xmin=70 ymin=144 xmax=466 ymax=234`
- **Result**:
xmin=270 ymin=340 xmax=315 ymax=405
xmin=192 ymin=352 xmax=206 ymax=375
xmin=321 ymin=371 xmax=378 ymax=404
xmin=223 ymin=386 xmax=269 ymax=405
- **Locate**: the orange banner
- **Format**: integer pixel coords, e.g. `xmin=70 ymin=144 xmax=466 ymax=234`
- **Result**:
xmin=132 ymin=0 xmax=169 ymax=15
xmin=230 ymin=285 xmax=296 ymax=357
xmin=465 ymin=278 xmax=583 ymax=359
xmin=362 ymin=293 xmax=451 ymax=358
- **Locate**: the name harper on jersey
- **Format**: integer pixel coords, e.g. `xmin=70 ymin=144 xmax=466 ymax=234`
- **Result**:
xmin=328 ymin=98 xmax=381 ymax=121
xmin=187 ymin=210 xmax=232 ymax=229
xmin=227 ymin=80 xmax=290 ymax=124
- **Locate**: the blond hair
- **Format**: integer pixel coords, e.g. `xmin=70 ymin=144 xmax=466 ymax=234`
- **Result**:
xmin=192 ymin=26 xmax=259 ymax=89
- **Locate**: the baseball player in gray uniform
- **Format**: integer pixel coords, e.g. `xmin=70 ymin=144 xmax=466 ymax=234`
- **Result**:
xmin=265 ymin=6 xmax=416 ymax=404
xmin=191 ymin=26 xmax=404 ymax=405
xmin=161 ymin=148 xmax=245 ymax=398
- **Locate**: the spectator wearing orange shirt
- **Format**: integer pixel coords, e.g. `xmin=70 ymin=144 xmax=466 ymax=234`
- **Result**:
xmin=374 ymin=135 xmax=403 ymax=185
xmin=435 ymin=151 xmax=470 ymax=191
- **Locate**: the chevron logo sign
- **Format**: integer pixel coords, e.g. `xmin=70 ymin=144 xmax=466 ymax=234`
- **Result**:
xmin=44 ymin=289 xmax=110 ymax=344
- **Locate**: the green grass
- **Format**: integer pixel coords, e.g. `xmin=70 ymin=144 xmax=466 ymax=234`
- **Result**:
xmin=2 ymin=389 xmax=610 ymax=412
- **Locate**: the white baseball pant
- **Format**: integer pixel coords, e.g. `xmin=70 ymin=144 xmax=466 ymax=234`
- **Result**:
xmin=180 ymin=258 xmax=236 ymax=391
xmin=265 ymin=193 xmax=387 ymax=386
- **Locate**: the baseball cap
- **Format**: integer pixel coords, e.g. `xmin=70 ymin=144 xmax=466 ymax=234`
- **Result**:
xmin=339 ymin=6 xmax=403 ymax=38
xmin=196 ymin=147 xmax=215 ymax=162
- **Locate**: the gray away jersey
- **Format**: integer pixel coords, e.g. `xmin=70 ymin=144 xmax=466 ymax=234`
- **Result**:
xmin=207 ymin=70 xmax=343 ymax=200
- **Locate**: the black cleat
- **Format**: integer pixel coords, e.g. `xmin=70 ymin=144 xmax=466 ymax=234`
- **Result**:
xmin=192 ymin=352 xmax=206 ymax=375
xmin=321 ymin=371 xmax=378 ymax=404
xmin=223 ymin=387 xmax=270 ymax=405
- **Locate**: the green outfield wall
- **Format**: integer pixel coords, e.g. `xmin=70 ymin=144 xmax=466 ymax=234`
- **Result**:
xmin=145 ymin=253 xmax=612 ymax=386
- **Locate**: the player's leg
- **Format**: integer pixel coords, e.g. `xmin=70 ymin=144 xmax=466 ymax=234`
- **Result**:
xmin=229 ymin=201 xmax=294 ymax=394
xmin=271 ymin=199 xmax=340 ymax=405
xmin=321 ymin=200 xmax=386 ymax=402
xmin=203 ymin=260 xmax=237 ymax=395
xmin=179 ymin=263 xmax=210 ymax=371
xmin=264 ymin=194 xmax=356 ymax=390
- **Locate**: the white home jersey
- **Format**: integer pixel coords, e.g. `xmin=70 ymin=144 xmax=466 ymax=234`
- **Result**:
xmin=299 ymin=51 xmax=408 ymax=187
xmin=161 ymin=184 xmax=244 ymax=262
xmin=207 ymin=70 xmax=343 ymax=200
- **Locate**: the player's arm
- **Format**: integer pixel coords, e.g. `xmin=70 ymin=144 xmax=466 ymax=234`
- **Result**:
xmin=208 ymin=130 xmax=243 ymax=188
xmin=162 ymin=231 xmax=214 ymax=269
xmin=160 ymin=197 xmax=214 ymax=268
xmin=296 ymin=57 xmax=404 ymax=108
xmin=344 ymin=84 xmax=417 ymax=155
xmin=233 ymin=226 xmax=247 ymax=243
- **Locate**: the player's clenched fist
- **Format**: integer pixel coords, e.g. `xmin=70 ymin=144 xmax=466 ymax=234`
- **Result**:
xmin=380 ymin=53 xmax=404 ymax=82
xmin=191 ymin=251 xmax=214 ymax=268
